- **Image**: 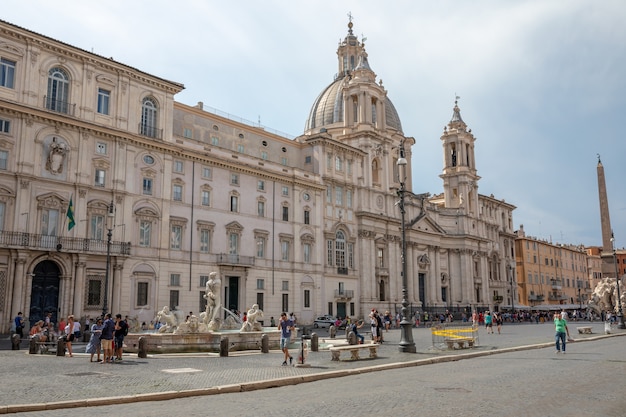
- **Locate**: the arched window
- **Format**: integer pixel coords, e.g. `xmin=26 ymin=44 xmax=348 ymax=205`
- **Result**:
xmin=326 ymin=229 xmax=353 ymax=270
xmin=141 ymin=97 xmax=159 ymax=138
xmin=335 ymin=231 xmax=346 ymax=268
xmin=46 ymin=67 xmax=70 ymax=113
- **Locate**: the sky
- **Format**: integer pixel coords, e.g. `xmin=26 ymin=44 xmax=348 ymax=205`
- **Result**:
xmin=4 ymin=0 xmax=626 ymax=247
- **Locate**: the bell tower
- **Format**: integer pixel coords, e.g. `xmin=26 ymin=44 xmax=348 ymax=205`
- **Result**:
xmin=439 ymin=99 xmax=480 ymax=215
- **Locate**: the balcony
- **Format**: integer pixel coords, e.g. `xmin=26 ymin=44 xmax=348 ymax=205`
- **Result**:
xmin=334 ymin=289 xmax=354 ymax=299
xmin=139 ymin=123 xmax=163 ymax=139
xmin=550 ymin=279 xmax=562 ymax=290
xmin=44 ymin=96 xmax=75 ymax=116
xmin=375 ymin=266 xmax=389 ymax=277
xmin=528 ymin=294 xmax=545 ymax=302
xmin=337 ymin=267 xmax=348 ymax=275
xmin=214 ymin=253 xmax=255 ymax=267
xmin=0 ymin=231 xmax=130 ymax=256
xmin=548 ymin=292 xmax=568 ymax=301
xmin=493 ymin=295 xmax=504 ymax=303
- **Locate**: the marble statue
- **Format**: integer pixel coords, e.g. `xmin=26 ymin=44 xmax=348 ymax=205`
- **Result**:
xmin=156 ymin=306 xmax=178 ymax=333
xmin=202 ymin=272 xmax=222 ymax=331
xmin=240 ymin=304 xmax=264 ymax=332
xmin=46 ymin=137 xmax=69 ymax=175
xmin=175 ymin=314 xmax=206 ymax=334
xmin=588 ymin=277 xmax=625 ymax=314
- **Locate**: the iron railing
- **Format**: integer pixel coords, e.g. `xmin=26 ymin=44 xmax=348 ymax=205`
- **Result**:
xmin=214 ymin=253 xmax=255 ymax=266
xmin=43 ymin=96 xmax=75 ymax=116
xmin=0 ymin=231 xmax=130 ymax=255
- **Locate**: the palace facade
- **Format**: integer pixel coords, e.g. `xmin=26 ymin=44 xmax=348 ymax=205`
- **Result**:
xmin=0 ymin=19 xmax=516 ymax=329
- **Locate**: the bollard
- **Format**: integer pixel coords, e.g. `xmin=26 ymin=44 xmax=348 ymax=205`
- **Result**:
xmin=29 ymin=335 xmax=39 ymax=354
xmin=11 ymin=334 xmax=20 ymax=350
xmin=329 ymin=325 xmax=336 ymax=339
xmin=220 ymin=336 xmax=229 ymax=357
xmin=261 ymin=334 xmax=269 ymax=353
xmin=310 ymin=332 xmax=318 ymax=352
xmin=56 ymin=338 xmax=66 ymax=356
xmin=348 ymin=331 xmax=357 ymax=345
xmin=298 ymin=334 xmax=311 ymax=366
xmin=138 ymin=336 xmax=148 ymax=358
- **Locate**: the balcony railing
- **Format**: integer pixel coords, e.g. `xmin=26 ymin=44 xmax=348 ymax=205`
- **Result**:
xmin=0 ymin=231 xmax=130 ymax=255
xmin=214 ymin=253 xmax=255 ymax=267
xmin=493 ymin=295 xmax=504 ymax=303
xmin=337 ymin=267 xmax=348 ymax=275
xmin=548 ymin=292 xmax=568 ymax=301
xmin=139 ymin=123 xmax=163 ymax=139
xmin=528 ymin=294 xmax=545 ymax=301
xmin=44 ymin=96 xmax=75 ymax=116
xmin=334 ymin=289 xmax=354 ymax=299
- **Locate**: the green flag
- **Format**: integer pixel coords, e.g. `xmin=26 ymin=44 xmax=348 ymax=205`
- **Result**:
xmin=67 ymin=196 xmax=75 ymax=231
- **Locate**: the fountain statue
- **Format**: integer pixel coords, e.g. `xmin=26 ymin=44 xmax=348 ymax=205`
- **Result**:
xmin=588 ymin=276 xmax=625 ymax=314
xmin=128 ymin=272 xmax=282 ymax=354
xmin=156 ymin=306 xmax=178 ymax=333
xmin=240 ymin=304 xmax=263 ymax=332
xmin=202 ymin=271 xmax=222 ymax=331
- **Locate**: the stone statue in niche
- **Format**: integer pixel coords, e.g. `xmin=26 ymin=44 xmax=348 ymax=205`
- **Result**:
xmin=46 ymin=137 xmax=69 ymax=174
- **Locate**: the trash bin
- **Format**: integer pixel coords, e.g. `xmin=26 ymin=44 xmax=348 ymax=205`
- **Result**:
xmin=298 ymin=334 xmax=311 ymax=366
xmin=605 ymin=321 xmax=612 ymax=334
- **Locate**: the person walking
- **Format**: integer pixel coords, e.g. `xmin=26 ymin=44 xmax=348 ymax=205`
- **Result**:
xmin=485 ymin=311 xmax=493 ymax=334
xmin=64 ymin=315 xmax=76 ymax=357
xmin=554 ymin=312 xmax=570 ymax=354
xmin=85 ymin=317 xmax=103 ymax=362
xmin=495 ymin=312 xmax=503 ymax=334
xmin=278 ymin=312 xmax=294 ymax=366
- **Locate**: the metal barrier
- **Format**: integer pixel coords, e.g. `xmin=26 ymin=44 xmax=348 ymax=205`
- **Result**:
xmin=431 ymin=323 xmax=479 ymax=350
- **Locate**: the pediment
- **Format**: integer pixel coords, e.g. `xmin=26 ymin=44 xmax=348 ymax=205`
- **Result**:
xmin=410 ymin=213 xmax=446 ymax=235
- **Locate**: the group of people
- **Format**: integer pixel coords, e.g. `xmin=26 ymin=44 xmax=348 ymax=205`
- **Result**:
xmin=85 ymin=313 xmax=129 ymax=363
xmin=481 ymin=311 xmax=504 ymax=334
xmin=15 ymin=311 xmax=129 ymax=362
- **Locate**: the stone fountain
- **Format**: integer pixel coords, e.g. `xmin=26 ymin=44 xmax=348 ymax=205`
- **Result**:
xmin=124 ymin=272 xmax=283 ymax=354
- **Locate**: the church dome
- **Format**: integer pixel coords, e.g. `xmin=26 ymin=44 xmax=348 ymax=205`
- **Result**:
xmin=304 ymin=20 xmax=403 ymax=134
xmin=305 ymin=75 xmax=403 ymax=133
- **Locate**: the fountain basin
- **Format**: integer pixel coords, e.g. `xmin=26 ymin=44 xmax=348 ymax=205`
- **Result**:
xmin=124 ymin=328 xmax=288 ymax=354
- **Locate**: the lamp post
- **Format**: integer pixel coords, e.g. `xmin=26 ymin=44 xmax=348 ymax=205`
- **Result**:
xmin=610 ymin=232 xmax=625 ymax=329
xmin=577 ymin=281 xmax=582 ymax=310
xmin=396 ymin=141 xmax=416 ymax=353
xmin=102 ymin=200 xmax=114 ymax=318
xmin=508 ymin=264 xmax=515 ymax=320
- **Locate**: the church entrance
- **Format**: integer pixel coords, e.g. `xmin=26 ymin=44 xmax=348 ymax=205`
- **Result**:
xmin=28 ymin=260 xmax=61 ymax=327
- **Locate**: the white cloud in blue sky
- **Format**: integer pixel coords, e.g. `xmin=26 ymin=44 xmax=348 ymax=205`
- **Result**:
xmin=4 ymin=0 xmax=625 ymax=246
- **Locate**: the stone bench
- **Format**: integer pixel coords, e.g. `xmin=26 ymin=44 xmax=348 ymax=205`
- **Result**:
xmin=577 ymin=326 xmax=592 ymax=334
xmin=330 ymin=343 xmax=379 ymax=361
xmin=444 ymin=337 xmax=475 ymax=350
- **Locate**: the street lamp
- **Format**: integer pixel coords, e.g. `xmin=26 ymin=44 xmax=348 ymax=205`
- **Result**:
xmin=610 ymin=232 xmax=625 ymax=329
xmin=396 ymin=141 xmax=416 ymax=353
xmin=508 ymin=264 xmax=515 ymax=319
xmin=577 ymin=280 xmax=582 ymax=310
xmin=102 ymin=200 xmax=114 ymax=318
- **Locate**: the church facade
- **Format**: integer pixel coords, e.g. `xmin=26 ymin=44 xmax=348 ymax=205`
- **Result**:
xmin=0 ymin=19 xmax=515 ymax=329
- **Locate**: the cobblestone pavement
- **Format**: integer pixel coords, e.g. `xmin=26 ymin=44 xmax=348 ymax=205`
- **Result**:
xmin=1 ymin=321 xmax=622 ymax=415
